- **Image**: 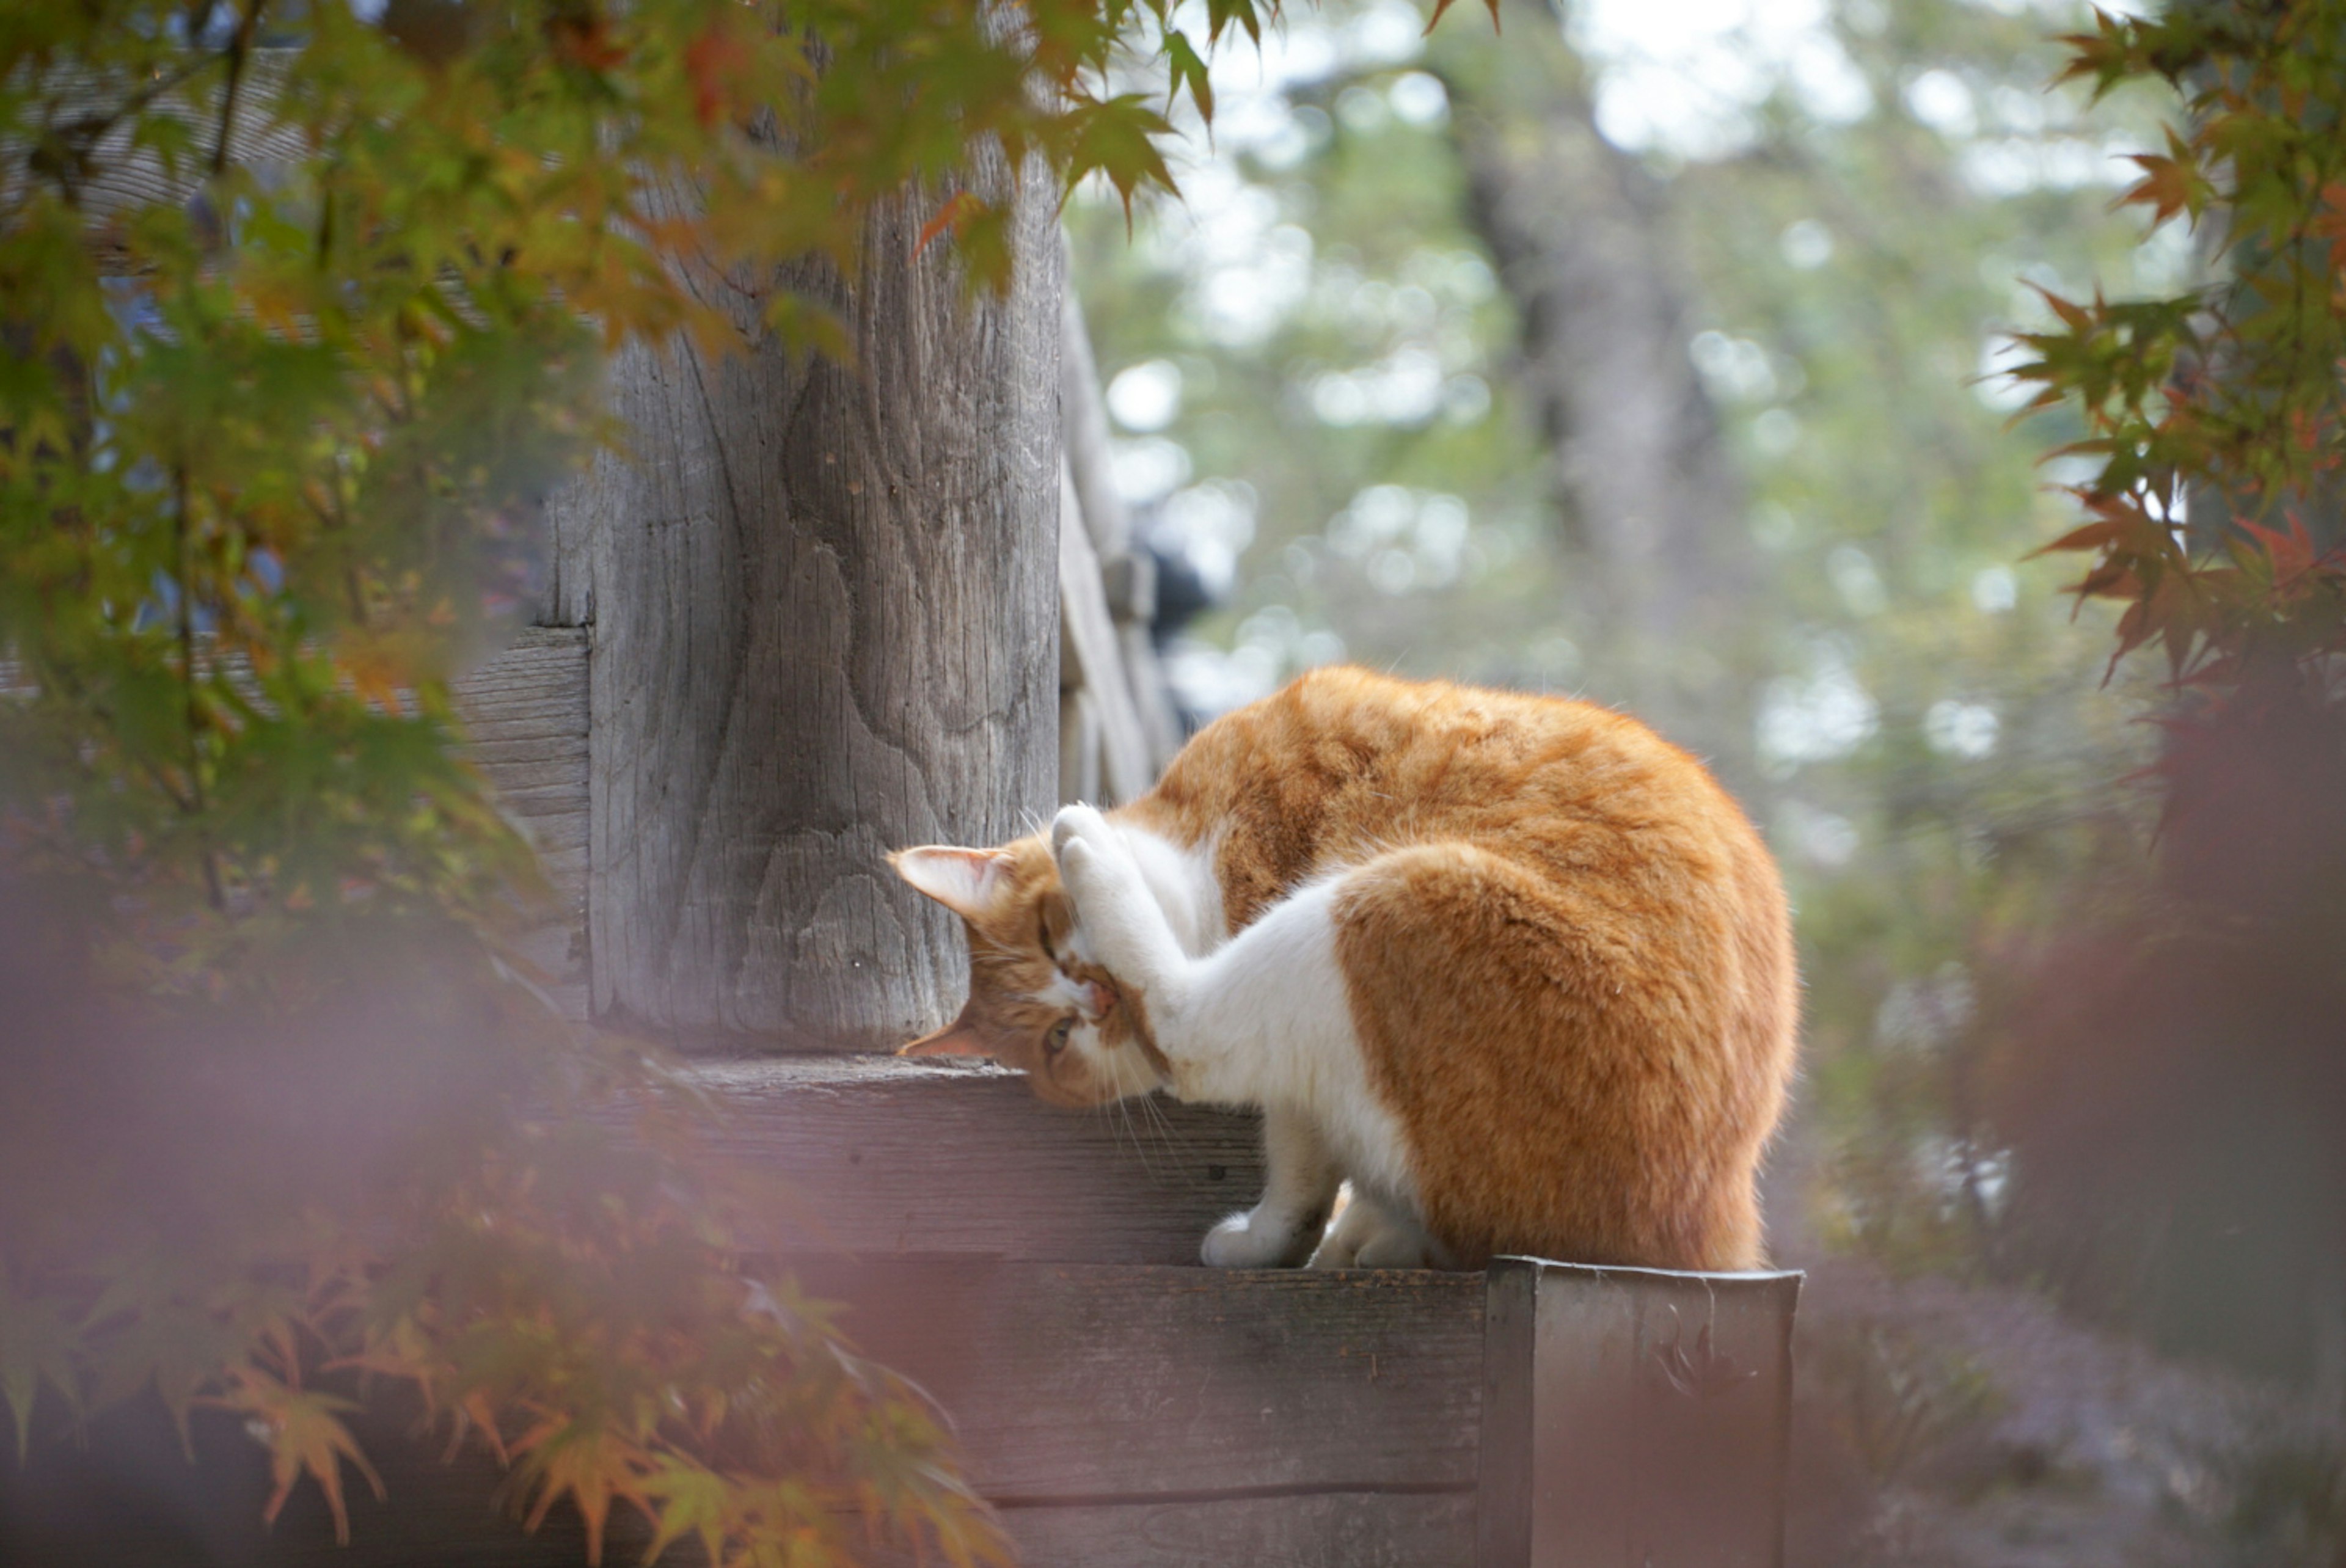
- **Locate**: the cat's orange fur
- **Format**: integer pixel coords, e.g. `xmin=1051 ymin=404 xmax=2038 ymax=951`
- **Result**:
xmin=893 ymin=667 xmax=1798 ymax=1272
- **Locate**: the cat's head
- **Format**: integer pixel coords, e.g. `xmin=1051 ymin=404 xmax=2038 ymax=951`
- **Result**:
xmin=889 ymin=838 xmax=1168 ymax=1108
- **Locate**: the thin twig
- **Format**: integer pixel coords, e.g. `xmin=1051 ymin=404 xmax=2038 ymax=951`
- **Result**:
xmin=32 ymin=51 xmax=227 ymax=211
xmin=174 ymin=464 xmax=226 ymax=911
xmin=209 ymin=0 xmax=268 ymax=179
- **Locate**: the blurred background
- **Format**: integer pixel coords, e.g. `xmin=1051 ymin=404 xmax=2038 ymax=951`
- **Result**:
xmin=1066 ymin=0 xmax=2346 ymax=1560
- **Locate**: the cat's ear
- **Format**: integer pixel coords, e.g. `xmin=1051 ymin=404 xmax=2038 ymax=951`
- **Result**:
xmin=898 ymin=1020 xmax=992 ymax=1059
xmin=890 ymin=846 xmax=1014 ymax=918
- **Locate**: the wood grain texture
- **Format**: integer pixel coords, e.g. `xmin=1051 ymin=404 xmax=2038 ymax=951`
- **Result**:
xmin=0 ymin=1266 xmax=1480 ymax=1568
xmin=1058 ymin=284 xmax=1133 ymax=564
xmin=905 ymin=1491 xmax=1477 ymax=1568
xmin=455 ymin=627 xmax=591 ymax=1018
xmin=1059 ymin=293 xmax=1185 ymax=770
xmin=544 ymin=149 xmax=1064 ymax=1051
xmin=685 ymin=1057 xmax=1265 ymax=1264
xmin=1505 ymin=1258 xmax=1800 ymax=1568
xmin=1057 ymin=465 xmax=1154 ymax=804
xmin=786 ymin=1258 xmax=1488 ymax=1498
xmin=5 ymin=1253 xmax=1802 ymax=1568
xmin=1477 ymin=1257 xmax=1538 ymax=1568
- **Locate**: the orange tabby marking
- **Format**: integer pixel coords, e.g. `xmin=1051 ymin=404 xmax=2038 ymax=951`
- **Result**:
xmin=893 ymin=667 xmax=1797 ymax=1271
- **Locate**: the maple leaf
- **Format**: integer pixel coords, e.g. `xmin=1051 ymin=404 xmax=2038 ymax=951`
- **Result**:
xmin=1204 ymin=0 xmax=1263 ymax=48
xmin=1163 ymin=32 xmax=1213 ymax=125
xmin=913 ymin=192 xmax=988 ymax=261
xmin=511 ymin=1412 xmax=652 ymax=1567
xmin=638 ymin=1453 xmax=736 ymax=1567
xmin=2119 ymin=126 xmax=2210 ymax=227
xmin=210 ymin=1363 xmax=386 ymax=1545
xmin=1063 ymin=93 xmax=1177 ymax=229
xmin=0 ymin=1280 xmax=82 ymax=1457
xmin=683 ymin=20 xmax=751 ymax=128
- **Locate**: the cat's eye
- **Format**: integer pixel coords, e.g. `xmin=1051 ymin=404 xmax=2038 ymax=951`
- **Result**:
xmin=1043 ymin=1018 xmax=1072 ymax=1057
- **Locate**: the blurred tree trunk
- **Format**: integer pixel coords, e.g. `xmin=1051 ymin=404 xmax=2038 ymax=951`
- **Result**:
xmin=539 ymin=148 xmax=1062 ymax=1052
xmin=1436 ymin=0 xmax=1763 ymax=787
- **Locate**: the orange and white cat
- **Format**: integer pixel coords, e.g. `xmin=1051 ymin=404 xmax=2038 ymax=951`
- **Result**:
xmin=891 ymin=668 xmax=1797 ymax=1272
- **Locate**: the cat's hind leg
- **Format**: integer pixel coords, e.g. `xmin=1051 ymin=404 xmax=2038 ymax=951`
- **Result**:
xmin=1309 ymin=1186 xmax=1454 ymax=1270
xmin=1202 ymin=1109 xmax=1340 ymax=1267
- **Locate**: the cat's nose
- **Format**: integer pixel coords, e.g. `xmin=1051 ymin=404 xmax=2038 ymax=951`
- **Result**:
xmin=1079 ymin=979 xmax=1116 ymax=1019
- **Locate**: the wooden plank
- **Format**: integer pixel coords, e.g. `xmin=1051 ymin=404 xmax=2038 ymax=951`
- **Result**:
xmin=948 ymin=1490 xmax=1475 ymax=1568
xmin=1059 ymin=283 xmax=1135 ymax=564
xmin=454 ymin=627 xmax=590 ymax=1019
xmin=685 ymin=1058 xmax=1264 ymax=1265
xmin=1477 ymin=1256 xmax=1538 ymax=1567
xmin=456 ymin=628 xmax=590 ymax=866
xmin=1058 ymin=464 xmax=1154 ymax=804
xmin=1061 ymin=291 xmax=1184 ymax=771
xmin=1059 ymin=683 xmax=1103 ymax=803
xmin=5 ymin=1353 xmax=1474 ymax=1568
xmin=791 ymin=1258 xmax=1488 ymax=1498
xmin=1486 ymin=1258 xmax=1799 ymax=1568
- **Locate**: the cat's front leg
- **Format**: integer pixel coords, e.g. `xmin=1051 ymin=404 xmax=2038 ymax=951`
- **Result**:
xmin=1051 ymin=805 xmax=1192 ymax=1010
xmin=1202 ymin=1109 xmax=1339 ymax=1267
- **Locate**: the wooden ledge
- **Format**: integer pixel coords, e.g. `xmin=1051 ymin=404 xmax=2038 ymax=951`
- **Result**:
xmin=676 ymin=1057 xmax=1266 ymax=1266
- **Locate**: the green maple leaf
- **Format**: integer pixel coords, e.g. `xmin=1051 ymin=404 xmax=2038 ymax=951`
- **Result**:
xmin=0 ymin=1279 xmax=83 ymax=1457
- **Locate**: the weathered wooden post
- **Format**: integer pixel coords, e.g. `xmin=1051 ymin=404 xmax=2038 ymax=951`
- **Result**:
xmin=1478 ymin=1259 xmax=1799 ymax=1568
xmin=536 ymin=153 xmax=1064 ymax=1052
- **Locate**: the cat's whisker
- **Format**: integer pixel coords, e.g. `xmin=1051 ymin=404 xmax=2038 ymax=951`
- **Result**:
xmin=1138 ymin=1088 xmax=1189 ymax=1168
xmin=1116 ymin=1087 xmax=1171 ymax=1184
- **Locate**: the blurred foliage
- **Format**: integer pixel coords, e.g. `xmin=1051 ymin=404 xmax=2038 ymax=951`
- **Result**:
xmin=2220 ymin=1435 xmax=2346 ymax=1564
xmin=0 ymin=902 xmax=1003 ymax=1564
xmin=0 ymin=0 xmax=1323 ymax=1558
xmin=1803 ymin=1316 xmax=2003 ymax=1484
xmin=2017 ymin=0 xmax=2346 ymax=693
xmin=1979 ymin=0 xmax=2346 ymax=1388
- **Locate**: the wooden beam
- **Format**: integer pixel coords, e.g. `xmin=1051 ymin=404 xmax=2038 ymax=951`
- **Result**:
xmin=1057 ymin=464 xmax=1155 ymax=804
xmin=789 ymin=1258 xmax=1486 ymax=1498
xmin=887 ymin=1491 xmax=1478 ymax=1568
xmin=681 ymin=1058 xmax=1263 ymax=1266
xmin=454 ymin=627 xmax=590 ymax=1019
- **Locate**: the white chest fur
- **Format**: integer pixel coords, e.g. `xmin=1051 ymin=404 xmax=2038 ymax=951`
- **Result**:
xmin=1058 ymin=808 xmax=1426 ymax=1261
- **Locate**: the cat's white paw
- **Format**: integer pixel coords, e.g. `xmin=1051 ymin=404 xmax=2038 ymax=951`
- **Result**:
xmin=1051 ymin=806 xmax=1172 ymax=988
xmin=1050 ymin=803 xmax=1114 ymax=858
xmin=1353 ymin=1230 xmax=1438 ymax=1269
xmin=1202 ymin=1208 xmax=1317 ymax=1268
xmin=1308 ymin=1192 xmax=1442 ymax=1269
xmin=1304 ymin=1230 xmax=1358 ymax=1270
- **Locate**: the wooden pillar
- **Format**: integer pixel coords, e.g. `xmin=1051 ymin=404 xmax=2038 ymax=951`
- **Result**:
xmin=541 ymin=149 xmax=1063 ymax=1052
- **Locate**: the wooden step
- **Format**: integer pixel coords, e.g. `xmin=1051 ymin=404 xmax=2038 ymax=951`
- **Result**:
xmin=791 ymin=1258 xmax=1488 ymax=1567
xmin=821 ymin=1255 xmax=1796 ymax=1568
xmin=452 ymin=625 xmax=590 ymax=1021
xmin=673 ymin=1058 xmax=1265 ymax=1266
